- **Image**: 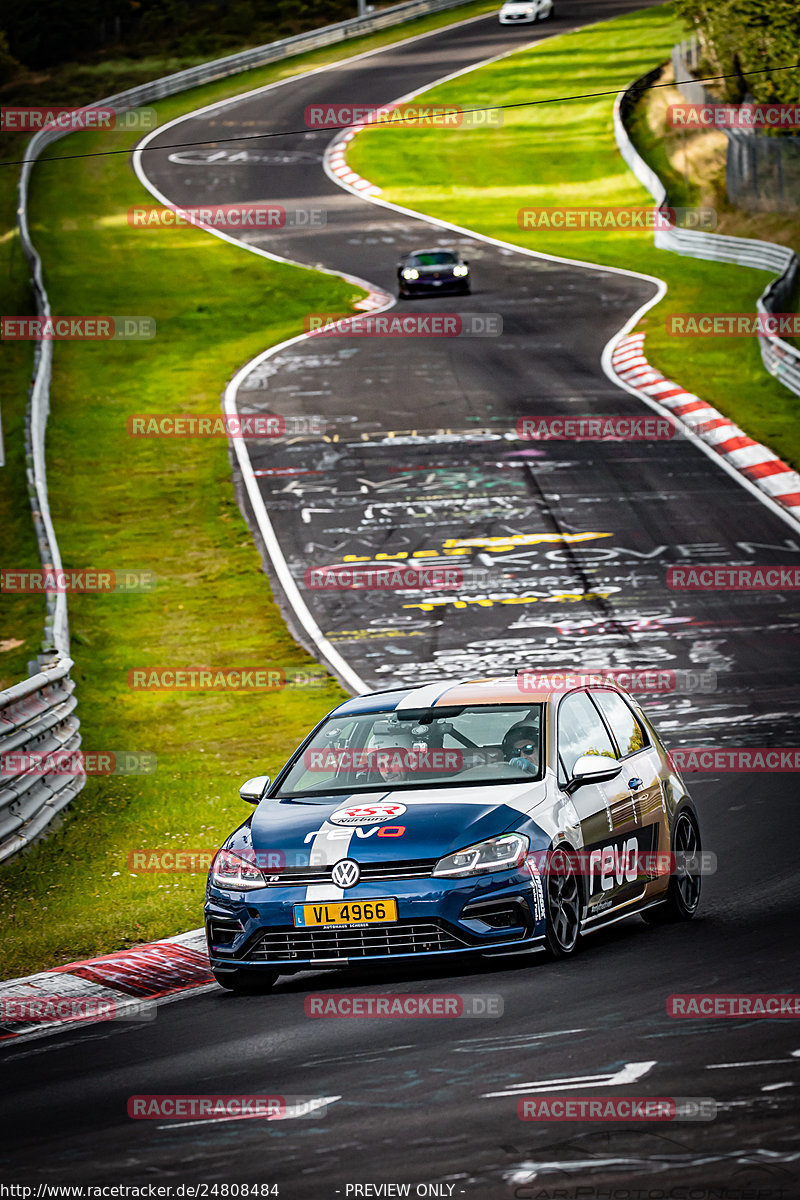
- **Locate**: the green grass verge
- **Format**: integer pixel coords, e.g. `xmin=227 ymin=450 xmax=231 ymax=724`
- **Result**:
xmin=348 ymin=2 xmax=800 ymax=470
xmin=0 ymin=0 xmax=498 ymax=979
xmin=0 ymin=0 xmax=498 ymax=669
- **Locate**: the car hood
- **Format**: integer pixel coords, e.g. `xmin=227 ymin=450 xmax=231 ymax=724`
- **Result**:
xmin=236 ymin=782 xmax=547 ymax=864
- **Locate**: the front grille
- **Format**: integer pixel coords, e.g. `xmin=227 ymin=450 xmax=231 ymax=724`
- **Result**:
xmin=261 ymin=859 xmax=437 ymax=887
xmin=246 ymin=921 xmax=464 ymax=962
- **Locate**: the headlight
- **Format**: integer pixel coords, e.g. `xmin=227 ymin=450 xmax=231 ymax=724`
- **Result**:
xmin=452 ymin=264 xmax=469 ymax=277
xmin=402 ymin=268 xmax=419 ymax=280
xmin=211 ymin=849 xmax=267 ymax=891
xmin=433 ymin=833 xmax=529 ymax=878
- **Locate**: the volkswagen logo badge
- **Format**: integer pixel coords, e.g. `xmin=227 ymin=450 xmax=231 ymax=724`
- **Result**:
xmin=331 ymin=858 xmax=361 ymax=889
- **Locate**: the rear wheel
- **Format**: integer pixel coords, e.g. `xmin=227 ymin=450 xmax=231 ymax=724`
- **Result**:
xmin=642 ymin=810 xmax=701 ymax=925
xmin=544 ymin=846 xmax=582 ymax=957
xmin=213 ymin=969 xmax=278 ymax=993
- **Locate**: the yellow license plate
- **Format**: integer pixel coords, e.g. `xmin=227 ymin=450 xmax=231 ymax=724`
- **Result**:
xmin=294 ymin=899 xmax=398 ymax=927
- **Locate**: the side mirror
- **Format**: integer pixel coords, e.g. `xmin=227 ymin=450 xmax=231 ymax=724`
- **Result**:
xmin=565 ymin=754 xmax=621 ymax=794
xmin=239 ymin=775 xmax=270 ymax=804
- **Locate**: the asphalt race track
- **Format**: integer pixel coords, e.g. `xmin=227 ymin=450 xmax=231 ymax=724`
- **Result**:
xmin=2 ymin=3 xmax=799 ymax=1195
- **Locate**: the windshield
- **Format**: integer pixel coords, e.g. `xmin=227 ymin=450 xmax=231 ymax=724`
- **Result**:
xmin=408 ymin=251 xmax=457 ymax=266
xmin=275 ymin=704 xmax=544 ymax=796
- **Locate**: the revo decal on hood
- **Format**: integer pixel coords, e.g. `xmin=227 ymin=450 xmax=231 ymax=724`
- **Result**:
xmin=303 ymin=824 xmax=405 ymax=844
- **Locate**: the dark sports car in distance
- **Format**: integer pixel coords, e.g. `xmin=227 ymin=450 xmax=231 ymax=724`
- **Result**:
xmin=397 ymin=248 xmax=471 ymax=297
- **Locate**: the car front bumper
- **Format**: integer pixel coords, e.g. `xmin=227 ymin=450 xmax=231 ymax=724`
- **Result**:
xmin=398 ymin=274 xmax=468 ymax=293
xmin=206 ymin=871 xmax=545 ymax=972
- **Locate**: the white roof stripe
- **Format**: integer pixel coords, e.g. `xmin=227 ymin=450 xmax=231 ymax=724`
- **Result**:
xmin=395 ymin=681 xmax=456 ymax=709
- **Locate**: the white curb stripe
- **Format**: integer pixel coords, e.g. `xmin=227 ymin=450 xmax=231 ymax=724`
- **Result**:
xmin=610 ymin=335 xmax=800 ymax=521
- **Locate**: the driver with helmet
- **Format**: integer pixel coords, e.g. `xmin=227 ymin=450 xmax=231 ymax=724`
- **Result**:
xmin=368 ymin=723 xmax=418 ymax=785
xmin=502 ymin=722 xmax=540 ymax=775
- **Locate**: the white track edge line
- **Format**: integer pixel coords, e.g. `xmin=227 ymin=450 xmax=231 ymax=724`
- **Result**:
xmin=322 ymin=56 xmax=800 ymax=535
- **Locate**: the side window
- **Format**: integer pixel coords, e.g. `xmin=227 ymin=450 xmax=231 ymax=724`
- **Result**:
xmin=591 ymin=690 xmax=648 ymax=757
xmin=557 ymin=691 xmax=617 ymax=782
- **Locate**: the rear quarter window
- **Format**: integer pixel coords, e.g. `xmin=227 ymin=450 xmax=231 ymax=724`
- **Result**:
xmin=590 ymin=690 xmax=649 ymax=757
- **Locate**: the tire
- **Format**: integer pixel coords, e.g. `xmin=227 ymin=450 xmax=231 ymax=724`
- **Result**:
xmin=642 ymin=809 xmax=702 ymax=925
xmin=544 ymin=846 xmax=582 ymax=958
xmin=213 ymin=969 xmax=278 ymax=993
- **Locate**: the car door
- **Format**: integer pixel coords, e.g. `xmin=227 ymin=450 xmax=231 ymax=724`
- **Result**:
xmin=589 ymin=687 xmax=668 ymax=884
xmin=555 ymin=689 xmax=638 ymax=915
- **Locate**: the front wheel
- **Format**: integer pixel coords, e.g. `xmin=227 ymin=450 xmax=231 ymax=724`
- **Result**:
xmin=642 ymin=810 xmax=702 ymax=925
xmin=213 ymin=968 xmax=279 ymax=993
xmin=544 ymin=846 xmax=582 ymax=957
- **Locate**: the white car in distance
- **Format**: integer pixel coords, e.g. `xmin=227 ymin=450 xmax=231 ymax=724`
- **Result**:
xmin=499 ymin=0 xmax=554 ymax=23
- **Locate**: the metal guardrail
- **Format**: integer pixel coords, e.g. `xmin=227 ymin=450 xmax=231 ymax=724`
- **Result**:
xmin=3 ymin=0 xmax=477 ymax=862
xmin=0 ymin=662 xmax=83 ymax=864
xmin=672 ymin=40 xmax=800 ymax=216
xmin=614 ymin=68 xmax=800 ymax=398
xmin=670 ymin=38 xmax=711 ymax=108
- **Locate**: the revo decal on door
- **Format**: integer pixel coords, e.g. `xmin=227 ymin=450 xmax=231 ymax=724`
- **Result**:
xmin=589 ymin=838 xmax=639 ymax=894
xmin=587 ymin=825 xmax=658 ymax=896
